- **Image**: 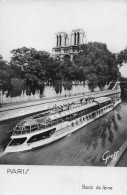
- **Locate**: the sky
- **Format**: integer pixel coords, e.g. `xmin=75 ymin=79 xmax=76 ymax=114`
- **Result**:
xmin=0 ymin=0 xmax=127 ymax=62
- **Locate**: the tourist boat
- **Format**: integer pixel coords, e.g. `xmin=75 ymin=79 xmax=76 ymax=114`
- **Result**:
xmin=5 ymin=96 xmax=121 ymax=153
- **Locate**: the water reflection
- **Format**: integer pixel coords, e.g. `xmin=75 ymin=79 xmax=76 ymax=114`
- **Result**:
xmin=96 ymin=105 xmax=121 ymax=146
xmin=79 ymin=105 xmax=122 ymax=165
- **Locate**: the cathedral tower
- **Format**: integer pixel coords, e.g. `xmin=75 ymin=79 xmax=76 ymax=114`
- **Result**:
xmin=52 ymin=28 xmax=86 ymax=59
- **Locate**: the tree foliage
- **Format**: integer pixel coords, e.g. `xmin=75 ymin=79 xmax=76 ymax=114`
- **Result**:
xmin=73 ymin=42 xmax=120 ymax=90
xmin=0 ymin=57 xmax=11 ymax=92
xmin=117 ymin=48 xmax=127 ymax=66
xmin=0 ymin=42 xmax=122 ymax=96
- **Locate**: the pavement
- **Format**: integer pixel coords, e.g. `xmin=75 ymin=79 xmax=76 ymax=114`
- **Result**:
xmin=0 ymin=93 xmax=84 ymax=110
xmin=0 ymin=94 xmax=68 ymax=108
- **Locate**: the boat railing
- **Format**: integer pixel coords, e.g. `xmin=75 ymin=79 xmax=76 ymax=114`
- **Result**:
xmin=51 ymin=99 xmax=94 ymax=114
xmin=12 ymin=102 xmax=95 ymax=136
xmin=12 ymin=99 xmax=115 ymax=136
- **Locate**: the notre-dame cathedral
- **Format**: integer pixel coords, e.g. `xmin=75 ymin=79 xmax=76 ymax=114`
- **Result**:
xmin=52 ymin=28 xmax=87 ymax=60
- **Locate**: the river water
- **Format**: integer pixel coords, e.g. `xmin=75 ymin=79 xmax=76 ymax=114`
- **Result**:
xmin=0 ymin=102 xmax=127 ymax=166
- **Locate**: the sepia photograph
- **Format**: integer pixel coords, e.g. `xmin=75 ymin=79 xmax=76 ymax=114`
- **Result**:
xmin=0 ymin=0 xmax=127 ymax=170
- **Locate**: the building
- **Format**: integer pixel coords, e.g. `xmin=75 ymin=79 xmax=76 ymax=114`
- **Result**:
xmin=52 ymin=29 xmax=87 ymax=60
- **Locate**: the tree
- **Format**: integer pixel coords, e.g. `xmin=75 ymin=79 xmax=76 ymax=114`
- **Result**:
xmin=10 ymin=47 xmax=61 ymax=94
xmin=0 ymin=57 xmax=11 ymax=92
xmin=74 ymin=42 xmax=120 ymax=90
xmin=60 ymin=56 xmax=75 ymax=80
xmin=117 ymin=48 xmax=127 ymax=66
xmin=10 ymin=47 xmax=58 ymax=81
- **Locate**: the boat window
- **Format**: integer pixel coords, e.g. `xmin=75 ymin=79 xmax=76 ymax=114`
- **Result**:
xmin=62 ymin=116 xmax=67 ymax=121
xmin=80 ymin=111 xmax=83 ymax=116
xmin=66 ymin=117 xmax=69 ymax=121
xmin=13 ymin=130 xmax=22 ymax=135
xmin=84 ymin=109 xmax=87 ymax=113
xmin=22 ymin=129 xmax=26 ymax=134
xmin=57 ymin=118 xmax=63 ymax=123
xmin=68 ymin=115 xmax=73 ymax=121
xmin=46 ymin=122 xmax=52 ymax=127
xmin=31 ymin=125 xmax=38 ymax=132
xmin=24 ymin=126 xmax=31 ymax=130
xmin=73 ymin=113 xmax=77 ymax=118
xmin=57 ymin=119 xmax=60 ymax=123
xmin=75 ymin=113 xmax=79 ymax=119
xmin=15 ymin=126 xmax=22 ymax=131
xmin=82 ymin=110 xmax=85 ymax=115
xmin=8 ymin=137 xmax=27 ymax=146
xmin=52 ymin=120 xmax=57 ymax=125
xmin=27 ymin=128 xmax=56 ymax=143
xmin=21 ymin=126 xmax=31 ymax=134
xmin=39 ymin=124 xmax=46 ymax=129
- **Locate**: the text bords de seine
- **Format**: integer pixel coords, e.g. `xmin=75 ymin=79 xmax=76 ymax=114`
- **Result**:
xmin=82 ymin=184 xmax=113 ymax=190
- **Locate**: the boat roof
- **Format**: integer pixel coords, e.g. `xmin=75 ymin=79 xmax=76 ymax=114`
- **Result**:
xmin=16 ymin=111 xmax=50 ymax=127
xmin=17 ymin=118 xmax=38 ymax=127
xmin=94 ymin=97 xmax=111 ymax=104
xmin=47 ymin=102 xmax=97 ymax=121
xmin=15 ymin=97 xmax=110 ymax=128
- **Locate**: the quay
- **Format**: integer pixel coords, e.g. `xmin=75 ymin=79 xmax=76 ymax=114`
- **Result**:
xmin=0 ymin=82 xmax=121 ymax=122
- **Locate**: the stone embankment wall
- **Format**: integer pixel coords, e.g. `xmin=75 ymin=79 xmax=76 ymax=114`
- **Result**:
xmin=0 ymin=83 xmax=103 ymax=104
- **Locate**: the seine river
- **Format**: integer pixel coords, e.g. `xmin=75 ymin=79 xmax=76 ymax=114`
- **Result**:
xmin=0 ymin=102 xmax=127 ymax=166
